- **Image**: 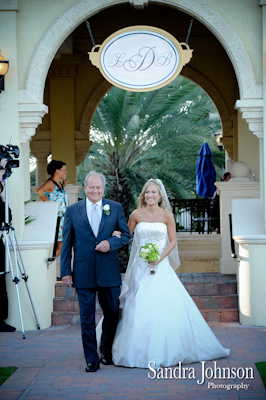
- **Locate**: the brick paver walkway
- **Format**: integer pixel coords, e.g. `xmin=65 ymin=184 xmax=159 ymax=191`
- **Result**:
xmin=1 ymin=322 xmax=266 ymax=399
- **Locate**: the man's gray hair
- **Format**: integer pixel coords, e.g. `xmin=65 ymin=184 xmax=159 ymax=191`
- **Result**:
xmin=84 ymin=171 xmax=106 ymax=187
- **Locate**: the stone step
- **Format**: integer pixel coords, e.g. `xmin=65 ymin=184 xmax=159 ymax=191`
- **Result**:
xmin=177 ymin=234 xmax=221 ymax=257
xmin=51 ymin=307 xmax=238 ymax=325
xmin=53 ymin=296 xmax=101 ymax=311
xmin=183 ymin=281 xmax=237 ymax=296
xmin=177 ymin=234 xmax=221 ymax=273
xmin=52 ymin=294 xmax=238 ymax=310
xmin=200 ymin=309 xmax=239 ymax=323
xmin=192 ymin=294 xmax=238 ymax=310
xmin=52 ymin=309 xmax=102 ymax=326
xmin=52 ymin=274 xmax=239 ymax=325
xmin=54 ymin=278 xmax=237 ymax=299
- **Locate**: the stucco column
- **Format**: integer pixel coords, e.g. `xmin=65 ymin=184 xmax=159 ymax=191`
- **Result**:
xmin=64 ymin=184 xmax=82 ymax=206
xmin=261 ymin=1 xmax=266 ymax=231
xmin=49 ymin=76 xmax=76 ymax=183
xmin=35 ymin=156 xmax=48 ymax=187
xmin=30 ymin=136 xmax=51 ymax=187
xmin=48 ymin=56 xmax=81 ymax=184
xmin=216 ymin=179 xmax=260 ymax=274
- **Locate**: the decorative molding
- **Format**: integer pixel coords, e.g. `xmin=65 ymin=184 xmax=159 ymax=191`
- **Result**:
xmin=216 ymin=181 xmax=260 ymax=192
xmin=129 ymin=0 xmax=149 ymax=8
xmin=234 ymin=235 xmax=266 ymax=244
xmin=30 ymin=140 xmax=51 ymax=158
xmin=19 ymin=90 xmax=48 ymax=143
xmin=15 ymin=240 xmax=54 ymax=250
xmin=24 ymin=0 xmax=261 ymax=103
xmin=235 ymin=99 xmax=263 ymax=139
xmin=220 ymin=136 xmax=233 ymax=160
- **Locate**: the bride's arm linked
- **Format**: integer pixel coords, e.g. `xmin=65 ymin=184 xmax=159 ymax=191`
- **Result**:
xmin=112 ymin=211 xmax=137 ymax=237
xmin=148 ymin=212 xmax=176 ymax=267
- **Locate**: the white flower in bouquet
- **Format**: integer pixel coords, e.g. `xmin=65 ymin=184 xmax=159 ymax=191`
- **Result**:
xmin=139 ymin=243 xmax=160 ymax=274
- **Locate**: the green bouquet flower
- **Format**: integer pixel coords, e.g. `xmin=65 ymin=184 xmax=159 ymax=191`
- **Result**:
xmin=139 ymin=243 xmax=160 ymax=274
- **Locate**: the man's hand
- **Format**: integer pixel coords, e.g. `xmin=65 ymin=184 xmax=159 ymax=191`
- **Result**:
xmin=62 ymin=275 xmax=73 ymax=287
xmin=95 ymin=240 xmax=110 ymax=253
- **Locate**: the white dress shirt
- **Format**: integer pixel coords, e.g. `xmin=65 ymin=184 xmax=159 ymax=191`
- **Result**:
xmin=86 ymin=198 xmax=102 ymax=226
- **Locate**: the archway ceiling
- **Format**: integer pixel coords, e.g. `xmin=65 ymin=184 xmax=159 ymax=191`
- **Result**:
xmin=43 ymin=3 xmax=237 ymax=157
xmin=71 ymin=3 xmax=238 ymax=112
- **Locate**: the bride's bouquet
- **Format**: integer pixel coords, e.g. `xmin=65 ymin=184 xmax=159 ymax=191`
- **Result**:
xmin=139 ymin=243 xmax=160 ymax=274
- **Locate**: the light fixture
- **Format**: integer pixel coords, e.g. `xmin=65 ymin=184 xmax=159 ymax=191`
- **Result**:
xmin=0 ymin=50 xmax=9 ymax=93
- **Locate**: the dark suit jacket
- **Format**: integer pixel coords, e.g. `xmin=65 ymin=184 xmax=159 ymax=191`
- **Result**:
xmin=60 ymin=198 xmax=130 ymax=288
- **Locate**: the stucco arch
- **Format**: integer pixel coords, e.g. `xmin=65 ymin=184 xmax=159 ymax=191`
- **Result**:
xmin=80 ymin=80 xmax=112 ymax=138
xmin=23 ymin=0 xmax=261 ymax=105
xmin=80 ymin=68 xmax=232 ymax=149
xmin=19 ymin=0 xmax=262 ymax=144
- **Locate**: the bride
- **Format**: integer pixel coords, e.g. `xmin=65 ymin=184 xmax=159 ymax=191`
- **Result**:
xmin=98 ymin=179 xmax=230 ymax=368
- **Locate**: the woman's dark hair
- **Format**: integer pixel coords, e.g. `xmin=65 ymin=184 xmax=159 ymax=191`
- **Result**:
xmin=220 ymin=172 xmax=231 ymax=182
xmin=47 ymin=160 xmax=66 ymax=176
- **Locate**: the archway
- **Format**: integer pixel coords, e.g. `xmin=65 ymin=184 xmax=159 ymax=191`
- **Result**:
xmin=22 ymin=0 xmax=260 ymax=103
xmin=19 ymin=0 xmax=262 ymax=151
xmin=25 ymin=0 xmax=263 ymax=190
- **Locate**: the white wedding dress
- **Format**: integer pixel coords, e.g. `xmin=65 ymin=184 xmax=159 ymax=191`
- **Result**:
xmin=97 ymin=222 xmax=230 ymax=368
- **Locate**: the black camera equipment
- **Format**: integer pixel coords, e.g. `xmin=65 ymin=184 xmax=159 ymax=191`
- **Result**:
xmin=0 ymin=145 xmax=20 ymax=179
xmin=0 ymin=145 xmax=40 ymax=338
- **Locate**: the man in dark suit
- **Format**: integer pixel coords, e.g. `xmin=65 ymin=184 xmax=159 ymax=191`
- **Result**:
xmin=60 ymin=171 xmax=130 ymax=372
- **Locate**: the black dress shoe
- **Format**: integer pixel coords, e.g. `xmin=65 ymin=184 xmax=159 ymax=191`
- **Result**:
xmin=85 ymin=362 xmax=100 ymax=372
xmin=0 ymin=322 xmax=16 ymax=332
xmin=101 ymin=356 xmax=113 ymax=365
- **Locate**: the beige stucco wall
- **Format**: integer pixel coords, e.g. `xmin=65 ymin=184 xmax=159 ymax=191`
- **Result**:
xmin=14 ymin=0 xmax=262 ymax=92
xmin=17 ymin=0 xmax=79 ymax=89
xmin=203 ymin=0 xmax=262 ymax=83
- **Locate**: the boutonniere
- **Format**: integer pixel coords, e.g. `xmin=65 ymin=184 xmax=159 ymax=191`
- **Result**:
xmin=102 ymin=204 xmax=111 ymax=215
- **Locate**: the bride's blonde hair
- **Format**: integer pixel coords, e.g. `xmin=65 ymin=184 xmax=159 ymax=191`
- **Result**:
xmin=138 ymin=179 xmax=171 ymax=211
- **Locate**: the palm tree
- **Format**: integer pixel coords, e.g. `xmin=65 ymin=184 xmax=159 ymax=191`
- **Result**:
xmin=77 ymin=76 xmax=224 ymax=220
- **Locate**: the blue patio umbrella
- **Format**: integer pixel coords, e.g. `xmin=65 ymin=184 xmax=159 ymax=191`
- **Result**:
xmin=196 ymin=142 xmax=216 ymax=198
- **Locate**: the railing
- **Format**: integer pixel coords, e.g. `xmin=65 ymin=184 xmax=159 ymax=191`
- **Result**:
xmin=170 ymin=198 xmax=218 ymax=234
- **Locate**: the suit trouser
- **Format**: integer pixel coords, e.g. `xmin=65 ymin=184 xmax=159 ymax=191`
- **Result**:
xmin=76 ymin=286 xmax=120 ymax=363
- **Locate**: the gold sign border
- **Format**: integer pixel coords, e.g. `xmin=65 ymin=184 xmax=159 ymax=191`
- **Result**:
xmin=88 ymin=25 xmax=193 ymax=92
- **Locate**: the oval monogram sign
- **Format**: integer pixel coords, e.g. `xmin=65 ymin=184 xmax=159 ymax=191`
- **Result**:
xmin=89 ymin=26 xmax=193 ymax=92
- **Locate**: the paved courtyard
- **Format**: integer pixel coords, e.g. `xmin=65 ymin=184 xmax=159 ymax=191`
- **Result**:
xmin=0 ymin=322 xmax=266 ymax=399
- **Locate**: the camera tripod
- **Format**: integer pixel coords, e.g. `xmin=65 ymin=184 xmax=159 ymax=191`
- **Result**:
xmin=0 ymin=177 xmax=40 ymax=339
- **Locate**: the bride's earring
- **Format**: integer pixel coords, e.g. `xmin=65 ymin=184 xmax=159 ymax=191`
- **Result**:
xmin=158 ymin=198 xmax=162 ymax=205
